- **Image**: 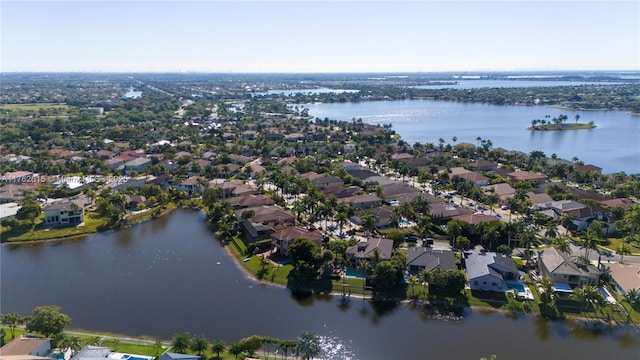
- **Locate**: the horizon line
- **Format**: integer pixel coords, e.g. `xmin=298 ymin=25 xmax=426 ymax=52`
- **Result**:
xmin=2 ymin=69 xmax=639 ymax=75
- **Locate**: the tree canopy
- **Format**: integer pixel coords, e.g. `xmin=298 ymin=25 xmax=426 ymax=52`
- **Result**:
xmin=25 ymin=305 xmax=71 ymax=337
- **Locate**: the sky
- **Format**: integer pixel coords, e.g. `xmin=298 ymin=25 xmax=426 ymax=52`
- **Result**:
xmin=1 ymin=0 xmax=639 ymax=73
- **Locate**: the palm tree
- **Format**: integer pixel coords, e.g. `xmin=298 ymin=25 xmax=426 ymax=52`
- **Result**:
xmin=211 ymin=339 xmax=226 ymax=359
xmin=561 ymin=215 xmax=575 ymax=235
xmin=171 ymin=333 xmax=191 ymax=354
xmin=579 ymin=231 xmax=601 ymax=260
xmin=408 ymin=275 xmax=419 ymax=299
xmin=446 ymin=219 xmax=464 ymax=247
xmin=571 ymin=285 xmax=604 ymax=311
xmin=537 ymin=278 xmax=555 ymax=308
xmin=616 ymin=244 xmax=632 ymax=264
xmin=360 ymin=211 xmax=377 ymax=236
xmin=519 ymin=227 xmax=540 ymax=261
xmin=191 ymin=336 xmax=209 ymax=356
xmin=228 ymin=342 xmax=244 ymax=359
xmin=1 ymin=313 xmax=22 ymax=339
xmin=335 ymin=210 xmax=349 ymax=236
xmin=297 ymin=331 xmax=321 ymax=360
xmin=357 ymin=260 xmax=373 ymax=297
xmin=551 ymin=236 xmax=572 ymax=254
xmin=622 ymin=289 xmax=640 ymax=309
xmin=544 ymin=224 xmax=558 ymax=241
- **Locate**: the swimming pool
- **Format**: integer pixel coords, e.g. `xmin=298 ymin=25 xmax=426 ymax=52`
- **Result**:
xmin=345 ymin=268 xmax=366 ymax=278
xmin=506 ymin=283 xmax=525 ymax=293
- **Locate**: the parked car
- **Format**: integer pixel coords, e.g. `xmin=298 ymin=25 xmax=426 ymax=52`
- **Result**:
xmin=405 ymin=234 xmax=418 ymax=242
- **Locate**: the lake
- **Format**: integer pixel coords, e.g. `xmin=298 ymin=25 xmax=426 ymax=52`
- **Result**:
xmin=2 ymin=210 xmax=639 ymax=359
xmin=298 ymin=100 xmax=640 ymax=174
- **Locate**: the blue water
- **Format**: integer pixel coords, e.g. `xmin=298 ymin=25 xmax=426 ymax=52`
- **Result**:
xmin=506 ymin=283 xmax=525 ymax=293
xmin=299 ymin=100 xmax=640 ymax=174
xmin=345 ymin=268 xmax=366 ymax=278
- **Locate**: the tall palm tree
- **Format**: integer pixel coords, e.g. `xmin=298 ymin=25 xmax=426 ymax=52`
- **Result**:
xmin=360 ymin=211 xmax=377 ymax=236
xmin=551 ymin=236 xmax=572 ymax=254
xmin=622 ymin=289 xmax=640 ymax=309
xmin=579 ymin=231 xmax=601 ymax=260
xmin=211 ymin=340 xmax=226 ymax=359
xmin=571 ymin=285 xmax=604 ymax=311
xmin=616 ymin=244 xmax=632 ymax=264
xmin=191 ymin=336 xmax=209 ymax=356
xmin=171 ymin=333 xmax=191 ymax=354
xmin=408 ymin=275 xmax=419 ymax=299
xmin=519 ymin=227 xmax=540 ymax=260
xmin=537 ymin=278 xmax=555 ymax=308
xmin=1 ymin=313 xmax=22 ymax=339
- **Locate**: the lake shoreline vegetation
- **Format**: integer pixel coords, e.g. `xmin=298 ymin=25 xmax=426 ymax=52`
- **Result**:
xmin=2 ymin=73 xmax=640 ymax=355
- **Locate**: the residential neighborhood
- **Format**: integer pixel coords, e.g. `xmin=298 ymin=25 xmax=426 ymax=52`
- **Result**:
xmin=1 ymin=73 xmax=640 ymax=359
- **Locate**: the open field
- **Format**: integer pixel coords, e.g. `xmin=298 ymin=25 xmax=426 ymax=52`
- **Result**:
xmin=0 ymin=103 xmax=72 ymax=111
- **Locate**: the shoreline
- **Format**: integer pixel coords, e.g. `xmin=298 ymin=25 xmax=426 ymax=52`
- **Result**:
xmin=0 ymin=205 xmax=178 ymax=245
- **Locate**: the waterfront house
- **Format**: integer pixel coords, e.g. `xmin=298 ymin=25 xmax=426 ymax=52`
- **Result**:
xmin=157 ymin=353 xmax=200 ymax=360
xmin=178 ymin=176 xmax=206 ymax=195
xmin=603 ymin=262 xmax=640 ymax=295
xmin=465 ymin=251 xmax=518 ymax=292
xmin=537 ymin=247 xmax=600 ymax=288
xmin=235 ymin=205 xmax=294 ymax=228
xmin=0 ymin=335 xmax=51 ymax=359
xmin=271 ymin=226 xmax=323 ymax=256
xmin=345 ymin=237 xmax=394 ymax=265
xmin=406 ymin=247 xmax=456 ymax=274
xmin=44 ymin=199 xmax=85 ymax=227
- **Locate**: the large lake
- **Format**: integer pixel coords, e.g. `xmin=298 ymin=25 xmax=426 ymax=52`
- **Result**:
xmin=298 ymin=100 xmax=640 ymax=174
xmin=2 ymin=210 xmax=639 ymax=359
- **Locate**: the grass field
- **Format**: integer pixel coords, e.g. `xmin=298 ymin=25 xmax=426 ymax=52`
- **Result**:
xmin=0 ymin=103 xmax=71 ymax=111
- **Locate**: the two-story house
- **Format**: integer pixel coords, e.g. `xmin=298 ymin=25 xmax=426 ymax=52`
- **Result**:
xmin=44 ymin=199 xmax=85 ymax=227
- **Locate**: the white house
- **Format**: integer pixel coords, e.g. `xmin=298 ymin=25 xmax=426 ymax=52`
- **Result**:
xmin=44 ymin=199 xmax=85 ymax=227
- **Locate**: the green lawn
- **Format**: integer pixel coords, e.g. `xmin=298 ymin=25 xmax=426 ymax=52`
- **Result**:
xmin=0 ymin=103 xmax=72 ymax=111
xmin=1 ymin=203 xmax=178 ymax=243
xmin=602 ymin=237 xmax=640 ymax=256
xmin=1 ymin=212 xmax=107 ymax=242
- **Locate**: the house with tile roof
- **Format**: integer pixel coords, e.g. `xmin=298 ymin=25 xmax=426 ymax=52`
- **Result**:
xmin=537 ymin=247 xmax=600 ymax=288
xmin=270 ymin=226 xmax=323 ymax=256
xmin=0 ymin=335 xmax=51 ymax=360
xmin=345 ymin=237 xmax=394 ymax=265
xmin=406 ymin=248 xmax=456 ymax=274
xmin=465 ymin=251 xmax=519 ymax=291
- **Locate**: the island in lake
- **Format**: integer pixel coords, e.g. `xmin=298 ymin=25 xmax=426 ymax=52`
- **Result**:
xmin=528 ymin=113 xmax=596 ymax=130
